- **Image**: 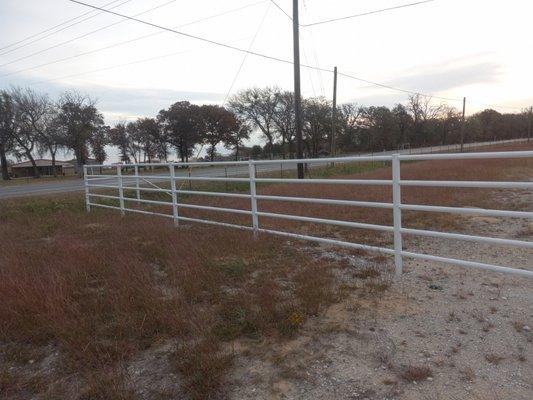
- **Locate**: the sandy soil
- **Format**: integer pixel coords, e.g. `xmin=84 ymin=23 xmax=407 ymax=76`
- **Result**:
xmin=227 ymin=191 xmax=532 ymax=400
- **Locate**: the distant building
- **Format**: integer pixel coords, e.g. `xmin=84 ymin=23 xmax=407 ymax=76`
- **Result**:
xmin=10 ymin=159 xmax=76 ymax=178
xmin=67 ymin=158 xmax=98 ymax=174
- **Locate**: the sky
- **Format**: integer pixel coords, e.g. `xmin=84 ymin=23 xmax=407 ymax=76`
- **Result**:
xmin=1 ymin=0 xmax=532 ymax=161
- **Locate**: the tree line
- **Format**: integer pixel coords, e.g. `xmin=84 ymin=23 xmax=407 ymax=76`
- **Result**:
xmin=1 ymin=86 xmax=530 ymax=180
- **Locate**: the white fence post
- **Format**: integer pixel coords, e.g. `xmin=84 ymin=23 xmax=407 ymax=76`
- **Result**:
xmin=134 ymin=165 xmax=140 ymax=204
xmin=117 ymin=164 xmax=125 ymax=216
xmin=169 ymin=163 xmax=179 ymax=227
xmin=392 ymin=154 xmax=403 ymax=276
xmin=83 ymin=165 xmax=90 ymax=212
xmin=248 ymin=160 xmax=259 ymax=235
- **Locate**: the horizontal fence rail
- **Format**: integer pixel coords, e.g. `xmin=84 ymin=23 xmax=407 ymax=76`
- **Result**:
xmin=84 ymin=148 xmax=533 ymax=279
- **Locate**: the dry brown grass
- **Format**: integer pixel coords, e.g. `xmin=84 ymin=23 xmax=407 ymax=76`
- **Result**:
xmin=399 ymin=365 xmax=433 ymax=382
xmin=0 ymin=197 xmax=348 ymax=399
xmin=1 ymin=142 xmax=531 ymax=399
xmin=114 ymin=143 xmax=533 ymax=250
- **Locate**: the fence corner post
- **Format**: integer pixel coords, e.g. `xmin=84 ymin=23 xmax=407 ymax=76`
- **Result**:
xmin=117 ymin=164 xmax=125 ymax=216
xmin=248 ymin=159 xmax=259 ymax=236
xmin=169 ymin=163 xmax=179 ymax=227
xmin=392 ymin=154 xmax=403 ymax=277
xmin=83 ymin=165 xmax=90 ymax=213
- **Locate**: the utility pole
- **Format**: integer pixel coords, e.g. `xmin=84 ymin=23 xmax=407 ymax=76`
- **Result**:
xmin=293 ymin=0 xmax=304 ymax=179
xmin=460 ymin=97 xmax=466 ymax=152
xmin=330 ymin=66 xmax=338 ymax=160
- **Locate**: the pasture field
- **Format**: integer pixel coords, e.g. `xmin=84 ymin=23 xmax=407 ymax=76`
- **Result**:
xmin=1 ymin=143 xmax=531 ymax=399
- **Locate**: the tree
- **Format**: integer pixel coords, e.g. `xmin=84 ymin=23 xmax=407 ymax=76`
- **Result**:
xmin=337 ymin=103 xmax=363 ymax=152
xmin=109 ymin=122 xmax=132 ymax=163
xmin=199 ymin=105 xmax=239 ymax=161
xmin=250 ymin=145 xmax=262 ymax=159
xmin=158 ymin=101 xmax=202 ymax=163
xmin=360 ymin=106 xmax=399 ymax=151
xmin=229 ymin=88 xmax=279 ymax=159
xmin=55 ymin=91 xmax=105 ymax=177
xmin=0 ymin=91 xmax=15 ymax=180
xmin=392 ymin=104 xmax=412 ymax=149
xmin=136 ymin=117 xmax=168 ymax=162
xmin=89 ymin=125 xmax=109 ymax=174
xmin=272 ymin=90 xmax=295 ymax=158
xmin=15 ymin=89 xmax=62 ymax=177
xmin=6 ymin=87 xmax=46 ymax=178
xmin=225 ymin=119 xmax=251 ymax=161
xmin=302 ymin=97 xmax=331 ymax=157
xmin=407 ymin=94 xmax=444 ymax=146
xmin=437 ymin=105 xmax=460 ymax=145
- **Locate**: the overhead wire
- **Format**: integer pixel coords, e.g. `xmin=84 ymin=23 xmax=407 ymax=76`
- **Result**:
xmin=302 ymin=0 xmax=325 ymax=96
xmin=301 ymin=0 xmax=436 ymax=27
xmin=222 ymin=2 xmax=272 ymax=104
xmin=60 ymin=0 xmax=464 ymax=102
xmin=269 ymin=0 xmax=292 ymax=20
xmin=184 ymin=2 xmax=272 ymax=184
xmin=28 ymin=35 xmax=254 ymax=86
xmin=0 ymin=0 xmax=134 ymax=57
xmin=299 ymin=28 xmax=317 ymax=97
xmin=0 ymin=0 xmax=267 ymax=79
xmin=15 ymin=0 xmax=528 ymax=112
xmin=0 ymin=0 xmax=177 ymax=69
xmin=337 ymin=71 xmax=463 ymax=102
xmin=0 ymin=0 xmax=124 ymax=52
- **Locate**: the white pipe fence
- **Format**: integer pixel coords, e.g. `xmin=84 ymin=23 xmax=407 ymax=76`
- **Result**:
xmin=84 ymin=149 xmax=533 ymax=278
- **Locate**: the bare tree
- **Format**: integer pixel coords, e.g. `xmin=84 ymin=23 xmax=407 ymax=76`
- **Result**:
xmin=407 ymin=94 xmax=444 ymax=145
xmin=0 ymin=91 xmax=15 ymax=180
xmin=229 ymin=88 xmax=279 ymax=159
xmin=7 ymin=87 xmax=45 ymax=177
xmin=337 ymin=103 xmax=363 ymax=152
xmin=17 ymin=89 xmax=62 ymax=177
xmin=272 ymin=90 xmax=295 ymax=158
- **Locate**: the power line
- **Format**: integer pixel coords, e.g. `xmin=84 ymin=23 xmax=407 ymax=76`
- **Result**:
xmin=302 ymin=1 xmax=325 ymax=96
xmin=66 ymin=0 xmax=303 ymax=68
xmin=0 ymin=0 xmax=133 ymax=57
xmin=337 ymin=71 xmax=462 ymax=102
xmin=0 ymin=0 xmax=267 ymax=78
xmin=269 ymin=0 xmax=292 ymax=20
xmin=223 ymin=2 xmax=272 ymax=104
xmin=301 ymin=0 xmax=436 ymax=27
xmin=64 ymin=0 xmax=464 ymax=102
xmin=186 ymin=2 xmax=272 ymax=178
xmin=300 ymin=30 xmax=317 ymax=97
xmin=0 ymin=0 xmax=177 ymax=69
xmin=27 ymin=35 xmax=253 ymax=86
xmin=0 ymin=0 xmax=123 ymax=53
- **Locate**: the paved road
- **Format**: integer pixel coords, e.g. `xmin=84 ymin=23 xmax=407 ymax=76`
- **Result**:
xmin=0 ymin=140 xmax=524 ymax=200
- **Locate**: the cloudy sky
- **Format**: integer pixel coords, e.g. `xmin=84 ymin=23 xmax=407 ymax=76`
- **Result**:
xmin=1 ymin=0 xmax=532 ymax=159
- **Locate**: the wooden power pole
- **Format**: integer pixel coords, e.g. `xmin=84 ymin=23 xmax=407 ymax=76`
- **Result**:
xmin=460 ymin=97 xmax=466 ymax=152
xmin=330 ymin=66 xmax=338 ymax=158
xmin=293 ymin=0 xmax=304 ymax=179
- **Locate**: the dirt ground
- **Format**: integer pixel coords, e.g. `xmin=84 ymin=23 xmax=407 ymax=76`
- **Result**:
xmin=226 ymin=191 xmax=533 ymax=400
xmin=1 ymin=146 xmax=531 ymax=400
